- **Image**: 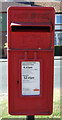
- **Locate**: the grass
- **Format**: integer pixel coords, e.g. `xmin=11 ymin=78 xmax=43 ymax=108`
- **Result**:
xmin=0 ymin=88 xmax=60 ymax=119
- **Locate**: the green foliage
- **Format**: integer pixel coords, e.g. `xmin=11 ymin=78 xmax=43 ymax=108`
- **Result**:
xmin=4 ymin=43 xmax=7 ymax=49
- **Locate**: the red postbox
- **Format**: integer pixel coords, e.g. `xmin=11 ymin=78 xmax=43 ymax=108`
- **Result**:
xmin=7 ymin=7 xmax=55 ymax=115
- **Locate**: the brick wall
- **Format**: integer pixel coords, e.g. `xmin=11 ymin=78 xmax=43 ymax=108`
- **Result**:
xmin=35 ymin=2 xmax=62 ymax=13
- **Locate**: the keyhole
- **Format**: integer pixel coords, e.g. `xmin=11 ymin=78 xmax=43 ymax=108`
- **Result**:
xmin=17 ymin=80 xmax=19 ymax=84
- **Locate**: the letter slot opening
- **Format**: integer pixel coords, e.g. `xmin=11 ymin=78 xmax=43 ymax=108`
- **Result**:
xmin=10 ymin=23 xmax=52 ymax=32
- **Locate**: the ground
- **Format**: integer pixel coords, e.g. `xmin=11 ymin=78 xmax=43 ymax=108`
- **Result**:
xmin=0 ymin=88 xmax=61 ymax=119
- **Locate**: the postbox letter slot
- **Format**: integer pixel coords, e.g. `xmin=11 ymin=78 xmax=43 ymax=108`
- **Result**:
xmin=10 ymin=23 xmax=52 ymax=32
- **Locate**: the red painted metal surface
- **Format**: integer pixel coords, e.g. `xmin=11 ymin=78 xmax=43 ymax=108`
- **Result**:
xmin=7 ymin=7 xmax=55 ymax=115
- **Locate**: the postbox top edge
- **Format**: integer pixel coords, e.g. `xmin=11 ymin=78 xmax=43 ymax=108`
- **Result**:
xmin=7 ymin=6 xmax=55 ymax=12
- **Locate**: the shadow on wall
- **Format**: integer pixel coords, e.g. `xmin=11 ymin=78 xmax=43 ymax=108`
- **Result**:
xmin=54 ymin=45 xmax=62 ymax=56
